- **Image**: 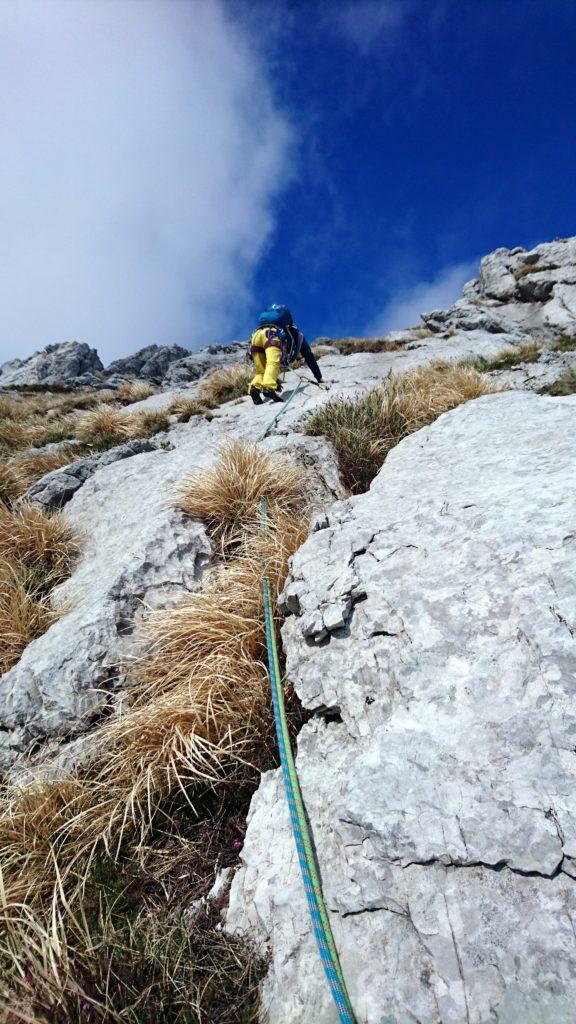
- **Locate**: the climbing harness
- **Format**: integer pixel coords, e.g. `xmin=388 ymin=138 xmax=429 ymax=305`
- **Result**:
xmin=258 ymin=387 xmax=357 ymax=1022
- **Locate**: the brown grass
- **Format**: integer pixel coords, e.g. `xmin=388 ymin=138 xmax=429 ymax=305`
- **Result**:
xmin=0 ymin=386 xmax=173 ymax=511
xmin=327 ymin=337 xmax=406 ymax=356
xmin=124 ymin=409 xmax=167 ymax=439
xmin=0 ymin=561 xmax=58 ymax=675
xmin=75 ymin=405 xmax=132 ymax=442
xmin=0 ymin=447 xmax=83 ymax=505
xmin=117 ymin=380 xmax=156 ymax=404
xmin=75 ymin=405 xmax=170 ymax=448
xmin=0 ymin=502 xmax=80 ymax=673
xmin=173 ymin=440 xmax=305 ymax=551
xmin=167 ymin=395 xmax=212 ymax=422
xmin=196 ymin=364 xmax=251 ymax=406
xmin=0 ymin=442 xmax=308 ymax=1018
xmin=0 ymin=854 xmax=264 ymax=1023
xmin=514 ymin=262 xmax=546 ymax=280
xmin=306 ymin=361 xmax=500 ymax=492
xmin=0 ymin=518 xmax=301 ymax=908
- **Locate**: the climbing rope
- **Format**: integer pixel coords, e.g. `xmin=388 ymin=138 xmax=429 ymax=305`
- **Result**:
xmin=257 ymin=378 xmax=305 ymax=442
xmin=258 ymin=381 xmax=356 ymax=1022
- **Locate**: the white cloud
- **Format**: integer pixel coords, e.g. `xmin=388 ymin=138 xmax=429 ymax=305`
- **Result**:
xmin=326 ymin=1 xmax=408 ymax=53
xmin=0 ymin=0 xmax=293 ymax=365
xmin=366 ymin=259 xmax=479 ymax=335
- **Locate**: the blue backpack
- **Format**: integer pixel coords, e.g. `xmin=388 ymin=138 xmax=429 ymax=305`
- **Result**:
xmin=257 ymin=304 xmax=293 ymax=330
xmin=254 ymin=305 xmax=302 ymax=368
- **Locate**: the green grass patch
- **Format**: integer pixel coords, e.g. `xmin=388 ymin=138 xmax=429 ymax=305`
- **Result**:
xmin=463 ymin=341 xmax=541 ymax=373
xmin=538 ymin=369 xmax=576 ymax=396
xmin=552 ymin=334 xmax=576 ymax=353
xmin=305 ymin=362 xmax=498 ymax=493
xmin=326 ymin=337 xmax=407 ymax=356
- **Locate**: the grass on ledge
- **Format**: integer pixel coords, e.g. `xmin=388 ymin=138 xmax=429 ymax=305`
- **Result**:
xmin=305 ymin=361 xmax=499 ymax=493
xmin=117 ymin=379 xmax=156 ymax=404
xmin=166 ymin=366 xmax=252 ymax=423
xmin=0 ymin=441 xmax=308 ymax=1022
xmin=173 ymin=439 xmax=304 ymax=551
xmin=0 ymin=501 xmax=80 ymax=672
xmin=196 ymin=364 xmax=252 ymax=406
xmin=0 ymin=389 xmax=171 ymax=504
xmin=552 ymin=334 xmax=576 ymax=353
xmin=462 ymin=341 xmax=542 ymax=373
xmin=538 ymin=369 xmax=576 ymax=396
xmin=324 ymin=337 xmax=407 ymax=356
xmin=513 ymin=262 xmax=546 ymax=280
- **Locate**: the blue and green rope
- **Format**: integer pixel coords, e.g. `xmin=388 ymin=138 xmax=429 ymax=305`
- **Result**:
xmin=258 ymin=377 xmax=356 ymax=1022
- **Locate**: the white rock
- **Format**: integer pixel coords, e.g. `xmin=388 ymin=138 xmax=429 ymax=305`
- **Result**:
xmin=227 ymin=391 xmax=576 ymax=1023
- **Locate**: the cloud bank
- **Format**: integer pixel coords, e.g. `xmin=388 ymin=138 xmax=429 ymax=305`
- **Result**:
xmin=366 ymin=259 xmax=479 ymax=335
xmin=0 ymin=0 xmax=292 ymax=364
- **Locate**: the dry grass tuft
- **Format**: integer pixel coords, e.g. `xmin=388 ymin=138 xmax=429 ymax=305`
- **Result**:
xmin=539 ymin=368 xmax=576 ymax=396
xmin=0 ymin=501 xmax=80 ymax=576
xmin=307 ymin=361 xmax=499 ymax=493
xmin=76 ymin=405 xmax=169 ymax=447
xmin=128 ymin=408 xmax=170 ymax=438
xmin=0 ymin=561 xmax=59 ymax=675
xmin=196 ymin=364 xmax=251 ymax=407
xmin=0 ymin=443 xmax=309 ymax=1018
xmin=464 ymin=341 xmax=541 ymax=373
xmin=117 ymin=380 xmax=156 ymax=404
xmin=552 ymin=334 xmax=576 ymax=353
xmin=173 ymin=440 xmax=306 ymax=550
xmin=76 ymin=404 xmax=132 ymax=443
xmin=325 ymin=337 xmax=406 ymax=356
xmin=0 ymin=854 xmax=264 ymax=1023
xmin=514 ymin=262 xmax=546 ymax=280
xmin=0 ymin=447 xmax=82 ymax=505
xmin=167 ymin=395 xmax=213 ymax=422
xmin=0 ymin=502 xmax=80 ymax=673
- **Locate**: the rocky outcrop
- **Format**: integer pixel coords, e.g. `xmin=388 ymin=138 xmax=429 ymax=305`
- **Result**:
xmin=104 ymin=344 xmax=190 ymax=382
xmin=24 ymin=438 xmax=164 ymax=510
xmin=164 ymin=342 xmax=246 ymax=383
xmin=227 ymin=391 xmax=576 ymax=1023
xmin=0 ymin=342 xmax=103 ymax=387
xmin=424 ymin=237 xmax=576 ymax=342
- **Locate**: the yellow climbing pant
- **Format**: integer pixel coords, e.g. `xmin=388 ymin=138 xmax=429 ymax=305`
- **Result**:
xmin=249 ymin=338 xmax=281 ymax=392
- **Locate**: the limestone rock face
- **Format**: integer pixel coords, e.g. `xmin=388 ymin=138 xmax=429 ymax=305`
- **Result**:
xmin=0 ymin=342 xmax=103 ymax=387
xmin=164 ymin=342 xmax=246 ymax=383
xmin=429 ymin=237 xmax=576 ymax=340
xmin=227 ymin=392 xmax=576 ymax=1024
xmin=23 ymin=439 xmax=164 ymax=510
xmin=3 ymin=235 xmax=576 ymax=1018
xmin=104 ymin=344 xmax=190 ymax=382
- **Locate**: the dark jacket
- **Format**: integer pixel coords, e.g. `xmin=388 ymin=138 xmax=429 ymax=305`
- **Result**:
xmin=299 ymin=337 xmax=322 ymax=383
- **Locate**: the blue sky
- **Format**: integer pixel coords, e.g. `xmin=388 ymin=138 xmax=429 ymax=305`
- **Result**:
xmin=251 ymin=0 xmax=576 ymax=339
xmin=0 ymin=0 xmax=575 ymax=363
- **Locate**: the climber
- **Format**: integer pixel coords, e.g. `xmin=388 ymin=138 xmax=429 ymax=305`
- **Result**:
xmin=247 ymin=304 xmax=323 ymax=405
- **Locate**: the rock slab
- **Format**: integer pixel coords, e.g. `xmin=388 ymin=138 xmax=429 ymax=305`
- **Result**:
xmin=227 ymin=391 xmax=576 ymax=1024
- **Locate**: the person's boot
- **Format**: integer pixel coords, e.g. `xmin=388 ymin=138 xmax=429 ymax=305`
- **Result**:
xmin=263 ymin=388 xmax=283 ymax=403
xmin=250 ymin=388 xmax=263 ymax=405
